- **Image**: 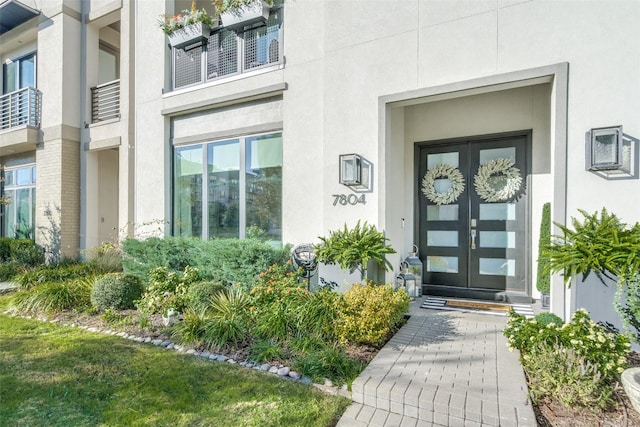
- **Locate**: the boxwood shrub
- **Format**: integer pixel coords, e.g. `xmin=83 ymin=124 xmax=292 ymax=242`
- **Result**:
xmin=91 ymin=273 xmax=144 ymax=310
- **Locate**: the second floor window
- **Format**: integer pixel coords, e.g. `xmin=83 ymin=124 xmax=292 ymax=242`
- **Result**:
xmin=2 ymin=52 xmax=36 ymax=94
xmin=173 ymin=7 xmax=282 ymax=90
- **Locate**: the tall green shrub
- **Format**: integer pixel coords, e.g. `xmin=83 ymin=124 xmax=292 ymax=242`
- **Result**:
xmin=536 ymin=202 xmax=551 ymax=293
xmin=91 ymin=273 xmax=144 ymax=310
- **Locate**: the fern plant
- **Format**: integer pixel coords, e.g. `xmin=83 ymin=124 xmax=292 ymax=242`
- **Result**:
xmin=542 ymin=208 xmax=640 ymax=284
xmin=315 ymin=221 xmax=396 ymax=280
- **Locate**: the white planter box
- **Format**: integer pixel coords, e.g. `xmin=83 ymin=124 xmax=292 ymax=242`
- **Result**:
xmin=220 ymin=1 xmax=271 ymax=28
xmin=168 ymin=22 xmax=211 ymax=49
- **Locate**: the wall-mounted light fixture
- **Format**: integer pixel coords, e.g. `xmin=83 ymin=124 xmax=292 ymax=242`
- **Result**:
xmin=339 ymin=153 xmax=362 ymax=186
xmin=586 ymin=125 xmax=623 ymax=171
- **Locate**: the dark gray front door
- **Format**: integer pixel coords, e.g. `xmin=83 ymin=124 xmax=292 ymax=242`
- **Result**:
xmin=417 ymin=133 xmax=529 ymax=297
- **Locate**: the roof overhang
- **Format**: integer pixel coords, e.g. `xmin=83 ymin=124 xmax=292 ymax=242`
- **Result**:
xmin=0 ymin=0 xmax=40 ymax=36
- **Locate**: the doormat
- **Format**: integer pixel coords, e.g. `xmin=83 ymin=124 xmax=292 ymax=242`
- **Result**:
xmin=421 ymin=296 xmax=534 ymax=318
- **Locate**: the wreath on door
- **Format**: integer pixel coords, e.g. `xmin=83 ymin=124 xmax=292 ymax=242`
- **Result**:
xmin=474 ymin=158 xmax=522 ymax=202
xmin=421 ymin=164 xmax=465 ymax=205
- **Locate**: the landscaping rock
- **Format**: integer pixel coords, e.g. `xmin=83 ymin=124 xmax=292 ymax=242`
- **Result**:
xmin=200 ymin=351 xmax=211 ymax=358
xmin=300 ymin=376 xmax=313 ymax=385
xmin=269 ymin=366 xmax=279 ymax=374
xmin=227 ymin=359 xmax=236 ymax=364
xmin=323 ymin=378 xmax=333 ymax=387
xmin=623 ymin=367 xmax=640 ymax=415
xmin=217 ymin=355 xmax=227 ymax=362
xmin=289 ymin=371 xmax=300 ymax=380
xmin=160 ymin=341 xmax=170 ymax=347
xmin=144 ymin=337 xmax=152 ymax=343
xmin=186 ymin=349 xmax=196 ymax=355
xmin=260 ymin=363 xmax=270 ymax=371
xmin=208 ymin=354 xmax=218 ymax=361
xmin=277 ymin=367 xmax=290 ymax=376
xmin=152 ymin=339 xmax=162 ymax=346
xmin=167 ymin=343 xmax=175 ymax=350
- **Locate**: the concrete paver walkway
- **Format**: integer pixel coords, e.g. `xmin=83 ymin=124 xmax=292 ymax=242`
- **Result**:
xmin=337 ymin=298 xmax=536 ymax=426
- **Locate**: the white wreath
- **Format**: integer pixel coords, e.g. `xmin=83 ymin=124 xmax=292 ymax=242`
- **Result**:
xmin=421 ymin=164 xmax=465 ymax=205
xmin=474 ymin=158 xmax=522 ymax=202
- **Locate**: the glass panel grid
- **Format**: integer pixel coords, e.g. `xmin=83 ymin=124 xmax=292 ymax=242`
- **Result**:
xmin=427 ymin=230 xmax=458 ymax=247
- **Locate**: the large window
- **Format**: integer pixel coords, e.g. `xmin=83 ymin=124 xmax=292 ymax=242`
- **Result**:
xmin=2 ymin=163 xmax=36 ymax=239
xmin=173 ymin=6 xmax=282 ymax=90
xmin=173 ymin=133 xmax=282 ymax=244
xmin=2 ymin=52 xmax=36 ymax=94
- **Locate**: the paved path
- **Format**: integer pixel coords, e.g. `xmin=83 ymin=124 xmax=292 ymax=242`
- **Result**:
xmin=337 ymin=298 xmax=536 ymax=426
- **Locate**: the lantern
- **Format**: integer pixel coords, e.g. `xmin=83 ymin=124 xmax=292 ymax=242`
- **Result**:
xmin=395 ymin=271 xmax=418 ymax=298
xmin=403 ymin=245 xmax=423 ymax=297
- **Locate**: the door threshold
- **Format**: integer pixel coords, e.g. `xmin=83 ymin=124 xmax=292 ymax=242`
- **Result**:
xmin=423 ymin=285 xmax=532 ymax=303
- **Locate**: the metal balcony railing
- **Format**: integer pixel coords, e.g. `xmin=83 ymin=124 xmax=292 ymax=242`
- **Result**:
xmin=91 ymin=79 xmax=120 ymax=123
xmin=0 ymin=87 xmax=42 ymax=131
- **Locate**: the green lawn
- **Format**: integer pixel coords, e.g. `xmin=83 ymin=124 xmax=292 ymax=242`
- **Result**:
xmin=0 ymin=311 xmax=351 ymax=426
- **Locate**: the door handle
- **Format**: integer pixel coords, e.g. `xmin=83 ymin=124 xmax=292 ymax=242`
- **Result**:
xmin=470 ymin=229 xmax=477 ymax=250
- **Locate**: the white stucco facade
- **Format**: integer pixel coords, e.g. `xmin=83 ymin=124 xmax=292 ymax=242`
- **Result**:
xmin=1 ymin=0 xmax=638 ymax=322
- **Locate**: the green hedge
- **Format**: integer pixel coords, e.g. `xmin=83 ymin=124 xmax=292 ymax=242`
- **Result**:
xmin=0 ymin=238 xmax=44 ymax=266
xmin=536 ymin=203 xmax=551 ymax=293
xmin=122 ymin=237 xmax=289 ymax=289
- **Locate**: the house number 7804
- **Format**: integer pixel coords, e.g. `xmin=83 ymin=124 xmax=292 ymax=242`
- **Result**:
xmin=332 ymin=194 xmax=366 ymax=206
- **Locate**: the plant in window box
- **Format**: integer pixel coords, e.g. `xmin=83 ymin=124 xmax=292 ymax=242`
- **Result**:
xmin=158 ymin=1 xmax=216 ymax=49
xmin=214 ymin=0 xmax=274 ymax=28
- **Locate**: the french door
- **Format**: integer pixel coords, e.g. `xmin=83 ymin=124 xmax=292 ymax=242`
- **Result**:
xmin=417 ymin=133 xmax=529 ymax=296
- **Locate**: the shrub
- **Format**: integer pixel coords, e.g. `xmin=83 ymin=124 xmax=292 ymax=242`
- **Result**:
xmin=315 ymin=221 xmax=396 ymax=280
xmin=0 ymin=238 xmax=12 ymax=261
xmin=186 ymin=281 xmax=226 ymax=312
xmin=122 ymin=237 xmax=289 ymax=288
xmin=202 ymin=287 xmax=250 ymax=349
xmin=16 ymin=262 xmax=103 ymax=289
xmin=91 ymin=273 xmax=144 ymax=310
xmin=536 ymin=202 xmax=551 ymax=293
xmin=9 ymin=239 xmax=44 ymax=267
xmin=533 ymin=311 xmax=563 ymax=327
xmin=249 ymin=339 xmax=286 ymax=363
xmin=136 ymin=266 xmax=201 ymax=314
xmin=616 ymin=273 xmax=640 ymax=342
xmin=0 ymin=262 xmax=24 ymax=281
xmin=171 ymin=308 xmax=208 ymax=345
xmin=524 ymin=341 xmax=615 ymax=408
xmin=335 ymin=283 xmax=409 ymax=346
xmin=12 ymin=277 xmax=93 ymax=314
xmin=297 ymin=288 xmax=342 ymax=342
xmin=504 ymin=309 xmax=630 ymax=384
xmin=249 ymin=262 xmax=308 ymax=341
xmin=293 ymin=345 xmax=365 ymax=387
xmin=85 ymin=242 xmax=123 ymax=273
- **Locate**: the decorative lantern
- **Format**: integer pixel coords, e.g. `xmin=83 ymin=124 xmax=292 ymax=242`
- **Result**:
xmin=403 ymin=245 xmax=423 ymax=297
xmin=396 ymin=270 xmax=418 ymax=298
xmin=339 ymin=153 xmax=362 ymax=186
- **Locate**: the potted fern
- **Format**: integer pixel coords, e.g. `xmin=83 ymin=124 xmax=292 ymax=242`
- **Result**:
xmin=315 ymin=220 xmax=396 ymax=281
xmin=159 ymin=2 xmax=216 ymax=49
xmin=214 ymin=0 xmax=274 ymax=28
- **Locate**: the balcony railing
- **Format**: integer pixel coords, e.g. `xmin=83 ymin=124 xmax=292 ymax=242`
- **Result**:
xmin=0 ymin=87 xmax=42 ymax=131
xmin=91 ymin=79 xmax=120 ymax=123
xmin=172 ymin=8 xmax=282 ymax=90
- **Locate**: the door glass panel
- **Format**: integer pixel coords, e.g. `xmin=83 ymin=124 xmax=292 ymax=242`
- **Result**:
xmin=479 ymin=258 xmax=515 ymax=276
xmin=208 ymin=140 xmax=240 ymax=239
xmin=480 ymin=231 xmax=515 ymax=248
xmin=427 ymin=152 xmax=458 ymax=169
xmin=427 ymin=230 xmax=458 ymax=247
xmin=427 ymin=205 xmax=459 ymax=221
xmin=19 ymin=55 xmax=35 ymax=88
xmin=2 ymin=61 xmax=16 ymax=93
xmin=15 ymin=188 xmax=31 ymax=238
xmin=479 ymin=203 xmax=516 ymax=220
xmin=479 ymin=147 xmax=516 ymax=164
xmin=426 ymin=256 xmax=458 ymax=273
xmin=2 ymin=190 xmax=15 ymax=237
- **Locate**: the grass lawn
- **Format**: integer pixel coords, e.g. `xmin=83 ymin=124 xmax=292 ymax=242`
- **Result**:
xmin=0 ymin=307 xmax=351 ymax=426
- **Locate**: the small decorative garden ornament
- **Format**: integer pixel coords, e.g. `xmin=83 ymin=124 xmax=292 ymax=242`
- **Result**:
xmin=474 ymin=158 xmax=522 ymax=202
xmin=421 ymin=164 xmax=465 ymax=205
xmin=162 ymin=308 xmax=178 ymax=326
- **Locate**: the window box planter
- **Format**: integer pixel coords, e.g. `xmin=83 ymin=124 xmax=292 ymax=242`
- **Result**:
xmin=220 ymin=0 xmax=271 ymax=28
xmin=168 ymin=22 xmax=211 ymax=49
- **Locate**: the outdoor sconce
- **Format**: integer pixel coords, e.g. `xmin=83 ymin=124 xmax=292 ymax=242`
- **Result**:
xmin=339 ymin=154 xmax=362 ymax=186
xmin=586 ymin=126 xmax=623 ymax=171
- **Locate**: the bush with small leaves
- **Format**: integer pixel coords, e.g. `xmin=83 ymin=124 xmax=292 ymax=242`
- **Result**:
xmin=334 ymin=282 xmax=409 ymax=347
xmin=136 ymin=266 xmax=201 ymax=314
xmin=91 ymin=273 xmax=144 ymax=311
xmin=186 ymin=281 xmax=226 ymax=312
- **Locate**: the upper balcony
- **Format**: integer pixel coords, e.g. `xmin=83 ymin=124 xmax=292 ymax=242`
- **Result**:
xmin=0 ymin=86 xmax=41 ymax=155
xmin=171 ymin=6 xmax=282 ymax=91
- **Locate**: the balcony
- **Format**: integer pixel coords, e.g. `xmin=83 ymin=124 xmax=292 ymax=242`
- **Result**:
xmin=0 ymin=87 xmax=41 ymax=155
xmin=0 ymin=87 xmax=41 ymax=131
xmin=172 ymin=8 xmax=282 ymax=91
xmin=91 ymin=79 xmax=120 ymax=124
